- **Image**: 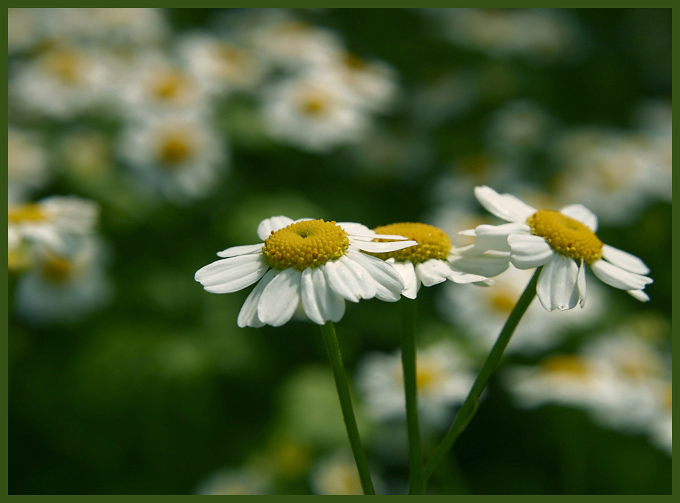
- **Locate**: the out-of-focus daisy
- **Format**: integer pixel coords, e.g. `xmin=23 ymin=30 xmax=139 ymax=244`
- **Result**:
xmin=356 ymin=341 xmax=476 ymax=427
xmin=9 ymin=44 xmax=111 ymax=119
xmin=195 ymin=216 xmax=417 ymax=328
xmin=633 ymin=100 xmax=672 ymax=203
xmin=309 ymin=451 xmax=381 ymax=495
xmin=58 ymin=129 xmax=114 ymax=178
xmin=8 ymin=196 xmax=99 ymax=256
xmin=8 ymin=128 xmax=50 ymax=205
xmin=117 ymin=114 xmax=229 ymax=203
xmin=177 ymin=33 xmax=266 ymax=96
xmin=261 ymin=72 xmax=369 ymax=152
xmin=8 ymin=8 xmax=45 ymax=54
xmin=485 ymin=99 xmax=556 ymax=156
xmin=13 ymin=238 xmax=113 ymax=325
xmin=194 ymin=467 xmax=270 ymax=495
xmin=367 ymin=222 xmax=491 ymax=299
xmin=648 ymin=383 xmax=672 ymax=455
xmin=439 ymin=264 xmax=606 ymax=356
xmin=453 ymin=186 xmax=653 ymax=310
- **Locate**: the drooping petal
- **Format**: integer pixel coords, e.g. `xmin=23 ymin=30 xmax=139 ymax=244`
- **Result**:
xmin=237 ymin=268 xmax=279 ymax=328
xmin=344 ymin=250 xmax=403 ymax=302
xmin=351 ymin=238 xmax=418 ymax=254
xmin=559 ymin=204 xmax=598 ymax=231
xmin=415 ymin=259 xmax=452 ymax=287
xmin=257 ymin=216 xmax=294 ymax=240
xmin=311 ymin=266 xmax=345 ymax=322
xmin=508 ymin=234 xmax=554 ymax=269
xmin=389 ymin=259 xmax=418 ymax=299
xmin=590 ymin=259 xmax=653 ymax=291
xmin=474 ymin=186 xmax=537 ymax=223
xmin=536 ymin=255 xmax=581 ymax=311
xmin=257 ymin=267 xmax=302 ymax=327
xmin=627 ymin=289 xmax=650 ymax=302
xmin=217 ymin=243 xmax=264 ymax=258
xmin=324 ymin=256 xmax=377 ymax=302
xmin=195 ymin=254 xmax=269 ymax=294
xmin=601 ymin=244 xmax=650 ymax=275
xmin=300 ymin=267 xmax=326 ymax=325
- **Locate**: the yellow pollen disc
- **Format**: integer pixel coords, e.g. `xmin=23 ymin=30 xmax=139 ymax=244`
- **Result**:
xmin=41 ymin=255 xmax=74 ymax=283
xmin=158 ymin=134 xmax=193 ymax=166
xmin=8 ymin=204 xmax=48 ymax=224
xmin=262 ymin=220 xmax=349 ymax=271
xmin=489 ymin=289 xmax=517 ymax=314
xmin=369 ymin=222 xmax=451 ymax=264
xmin=415 ymin=365 xmax=441 ymax=392
xmin=153 ymin=71 xmax=189 ymax=100
xmin=541 ymin=355 xmax=590 ymax=378
xmin=301 ymin=95 xmax=328 ymax=115
xmin=527 ymin=209 xmax=603 ymax=264
xmin=43 ymin=49 xmax=83 ymax=84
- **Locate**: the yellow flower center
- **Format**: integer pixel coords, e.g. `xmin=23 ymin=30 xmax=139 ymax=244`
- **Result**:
xmin=369 ymin=222 xmax=451 ymax=264
xmin=489 ymin=288 xmax=517 ymax=314
xmin=41 ymin=255 xmax=74 ymax=283
xmin=158 ymin=134 xmax=193 ymax=166
xmin=415 ymin=364 xmax=442 ymax=392
xmin=43 ymin=49 xmax=83 ymax=84
xmin=541 ymin=355 xmax=590 ymax=378
xmin=8 ymin=204 xmax=48 ymax=224
xmin=664 ymin=386 xmax=672 ymax=411
xmin=343 ymin=52 xmax=367 ymax=71
xmin=153 ymin=70 xmax=190 ymax=101
xmin=527 ymin=209 xmax=603 ymax=264
xmin=262 ymin=220 xmax=349 ymax=271
xmin=301 ymin=94 xmax=329 ymax=115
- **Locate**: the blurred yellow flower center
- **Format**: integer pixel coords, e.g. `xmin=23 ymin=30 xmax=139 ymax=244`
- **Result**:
xmin=527 ymin=209 xmax=603 ymax=264
xmin=415 ymin=364 xmax=442 ymax=392
xmin=41 ymin=255 xmax=75 ymax=283
xmin=262 ymin=220 xmax=349 ymax=271
xmin=369 ymin=222 xmax=451 ymax=264
xmin=8 ymin=204 xmax=48 ymax=224
xmin=158 ymin=134 xmax=193 ymax=166
xmin=43 ymin=49 xmax=83 ymax=84
xmin=153 ymin=71 xmax=189 ymax=101
xmin=301 ymin=95 xmax=328 ymax=115
xmin=541 ymin=355 xmax=590 ymax=378
xmin=343 ymin=52 xmax=367 ymax=71
xmin=489 ymin=289 xmax=517 ymax=313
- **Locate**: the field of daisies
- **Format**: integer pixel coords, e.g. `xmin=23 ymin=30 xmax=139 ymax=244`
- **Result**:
xmin=8 ymin=8 xmax=671 ymax=495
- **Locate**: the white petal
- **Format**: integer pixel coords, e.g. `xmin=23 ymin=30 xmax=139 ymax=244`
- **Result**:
xmin=627 ymin=289 xmax=650 ymax=302
xmin=415 ymin=259 xmax=451 ymax=287
xmin=474 ymin=186 xmax=537 ymax=223
xmin=559 ymin=204 xmax=598 ymax=231
xmin=216 ymin=243 xmax=264 ymax=258
xmin=450 ymin=247 xmax=511 ymax=277
xmin=577 ymin=259 xmax=587 ymax=308
xmin=312 ymin=266 xmax=346 ymax=322
xmin=337 ymin=222 xmax=374 ymax=237
xmin=352 ymin=239 xmax=418 ymax=253
xmin=324 ymin=256 xmax=377 ymax=302
xmin=237 ymin=269 xmax=279 ymax=328
xmin=257 ymin=268 xmax=302 ymax=326
xmin=300 ymin=268 xmax=326 ymax=325
xmin=345 ymin=251 xmax=404 ymax=302
xmin=508 ymin=234 xmax=554 ymax=269
xmin=390 ymin=260 xmax=418 ymax=299
xmin=601 ymin=244 xmax=650 ymax=275
xmin=590 ymin=259 xmax=653 ymax=291
xmin=257 ymin=216 xmax=294 ymax=241
xmin=536 ymin=255 xmax=581 ymax=311
xmin=195 ymin=255 xmax=269 ymax=294
xmin=468 ymin=223 xmax=531 ymax=252
xmin=446 ymin=269 xmax=492 ymax=285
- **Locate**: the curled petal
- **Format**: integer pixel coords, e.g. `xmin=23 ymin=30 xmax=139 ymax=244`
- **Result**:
xmin=217 ymin=243 xmax=263 ymax=258
xmin=474 ymin=186 xmax=537 ymax=223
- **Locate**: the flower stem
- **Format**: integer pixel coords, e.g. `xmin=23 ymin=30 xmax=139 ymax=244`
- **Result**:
xmin=320 ymin=321 xmax=376 ymax=495
xmin=400 ymin=298 xmax=425 ymax=495
xmin=423 ymin=267 xmax=541 ymax=484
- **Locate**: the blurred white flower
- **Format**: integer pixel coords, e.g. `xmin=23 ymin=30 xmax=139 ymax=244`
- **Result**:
xmin=356 ymin=341 xmax=476 ymax=427
xmin=8 ymin=127 xmax=50 ymax=205
xmin=309 ymin=451 xmax=376 ymax=495
xmin=485 ymin=99 xmax=557 ymax=155
xmin=194 ymin=467 xmax=270 ymax=495
xmin=117 ymin=113 xmax=229 ymax=203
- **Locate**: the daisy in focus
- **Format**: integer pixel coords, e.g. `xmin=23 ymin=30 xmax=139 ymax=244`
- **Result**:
xmin=367 ymin=222 xmax=491 ymax=299
xmin=453 ymin=186 xmax=652 ymax=310
xmin=194 ymin=216 xmax=418 ymax=327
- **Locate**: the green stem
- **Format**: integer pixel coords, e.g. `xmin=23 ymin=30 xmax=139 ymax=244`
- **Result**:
xmin=400 ymin=298 xmax=425 ymax=495
xmin=423 ymin=268 xmax=541 ymax=483
xmin=320 ymin=321 xmax=376 ymax=495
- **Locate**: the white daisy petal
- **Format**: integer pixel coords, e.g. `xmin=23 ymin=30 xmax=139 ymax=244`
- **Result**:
xmin=450 ymin=247 xmax=511 ymax=277
xmin=324 ymin=256 xmax=377 ymax=302
xmin=237 ymin=268 xmax=279 ymax=328
xmin=508 ymin=234 xmax=554 ymax=269
xmin=474 ymin=185 xmax=537 ymax=223
xmin=577 ymin=259 xmax=587 ymax=308
xmin=559 ymin=204 xmax=598 ymax=231
xmin=446 ymin=269 xmax=492 ymax=285
xmin=217 ymin=243 xmax=264 ymax=258
xmin=300 ymin=267 xmax=325 ymax=325
xmin=345 ymin=251 xmax=403 ymax=302
xmin=536 ymin=255 xmax=580 ymax=311
xmin=468 ymin=223 xmax=531 ymax=252
xmin=627 ymin=289 xmax=650 ymax=302
xmin=311 ymin=266 xmax=345 ymax=322
xmin=195 ymin=254 xmax=269 ymax=293
xmin=257 ymin=267 xmax=302 ymax=327
xmin=415 ymin=259 xmax=452 ymax=287
xmin=257 ymin=216 xmax=294 ymax=240
xmin=601 ymin=244 xmax=650 ymax=275
xmin=352 ymin=239 xmax=418 ymax=253
xmin=390 ymin=259 xmax=418 ymax=299
xmin=338 ymin=255 xmax=378 ymax=299
xmin=590 ymin=259 xmax=653 ymax=291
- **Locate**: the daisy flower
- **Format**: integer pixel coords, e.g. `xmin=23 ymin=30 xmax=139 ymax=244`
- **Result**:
xmin=366 ymin=222 xmax=491 ymax=299
xmin=194 ymin=216 xmax=418 ymax=327
xmin=453 ymin=186 xmax=652 ymax=310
